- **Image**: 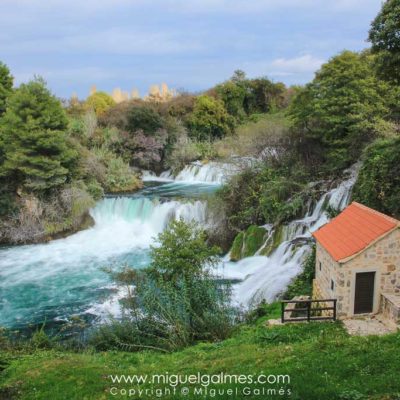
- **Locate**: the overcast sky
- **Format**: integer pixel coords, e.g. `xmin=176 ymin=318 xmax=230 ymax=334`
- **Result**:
xmin=0 ymin=0 xmax=382 ymax=99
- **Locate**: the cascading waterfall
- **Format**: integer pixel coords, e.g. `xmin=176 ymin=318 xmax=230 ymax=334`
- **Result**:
xmin=0 ymin=195 xmax=207 ymax=328
xmin=0 ymin=160 xmax=359 ymax=328
xmin=218 ymin=165 xmax=359 ymax=307
xmin=142 ymin=161 xmax=237 ymax=184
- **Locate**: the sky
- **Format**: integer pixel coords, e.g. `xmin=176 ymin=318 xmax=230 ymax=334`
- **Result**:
xmin=0 ymin=0 xmax=383 ymax=99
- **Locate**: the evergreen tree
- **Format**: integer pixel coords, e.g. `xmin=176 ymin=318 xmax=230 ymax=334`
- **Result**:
xmin=0 ymin=61 xmax=13 ymax=117
xmin=0 ymin=78 xmax=77 ymax=191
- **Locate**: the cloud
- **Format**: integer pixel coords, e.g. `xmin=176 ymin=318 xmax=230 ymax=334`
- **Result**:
xmin=0 ymin=0 xmax=381 ymax=19
xmin=13 ymin=67 xmax=115 ymax=86
xmin=239 ymin=54 xmax=325 ymax=83
xmin=0 ymin=28 xmax=202 ymax=56
xmin=0 ymin=0 xmax=381 ymax=97
xmin=269 ymin=54 xmax=326 ymax=75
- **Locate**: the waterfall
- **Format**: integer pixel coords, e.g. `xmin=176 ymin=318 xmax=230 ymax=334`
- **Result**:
xmin=0 ymin=161 xmax=359 ymax=328
xmin=219 ymin=165 xmax=359 ymax=307
xmin=0 ymin=195 xmax=207 ymax=328
xmin=142 ymin=161 xmax=237 ymax=185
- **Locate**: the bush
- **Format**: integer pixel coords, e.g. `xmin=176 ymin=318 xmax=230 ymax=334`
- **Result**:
xmin=217 ymin=164 xmax=305 ymax=236
xmin=86 ymin=179 xmax=104 ymax=200
xmin=85 ymin=92 xmax=115 ymax=116
xmin=91 ymin=220 xmax=235 ymax=352
xmin=187 ymin=95 xmax=234 ymax=141
xmin=104 ymin=156 xmax=141 ymax=193
xmin=126 ymin=106 xmax=164 ymax=135
xmin=31 ymin=325 xmax=53 ymax=349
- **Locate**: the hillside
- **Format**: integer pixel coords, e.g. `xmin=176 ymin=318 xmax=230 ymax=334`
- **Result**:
xmin=1 ymin=308 xmax=400 ymax=400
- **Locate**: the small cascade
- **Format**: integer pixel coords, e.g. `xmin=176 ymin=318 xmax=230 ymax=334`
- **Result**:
xmin=221 ymin=164 xmax=359 ymax=307
xmin=142 ymin=161 xmax=237 ymax=185
xmin=92 ymin=197 xmax=207 ymax=232
xmin=141 ymin=170 xmax=174 ymax=183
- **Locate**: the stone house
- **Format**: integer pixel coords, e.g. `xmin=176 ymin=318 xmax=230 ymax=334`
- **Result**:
xmin=312 ymin=202 xmax=400 ymax=325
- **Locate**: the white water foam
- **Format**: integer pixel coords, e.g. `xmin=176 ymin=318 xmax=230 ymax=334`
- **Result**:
xmin=142 ymin=161 xmax=238 ymax=185
xmin=0 ymin=195 xmax=208 ymax=327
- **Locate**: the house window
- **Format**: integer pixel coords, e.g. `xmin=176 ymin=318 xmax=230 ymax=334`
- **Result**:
xmin=319 ymin=261 xmax=322 ymax=271
xmin=331 ymin=279 xmax=335 ymax=291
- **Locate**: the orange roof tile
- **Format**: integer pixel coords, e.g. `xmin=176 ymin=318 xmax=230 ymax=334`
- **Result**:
xmin=313 ymin=202 xmax=399 ymax=262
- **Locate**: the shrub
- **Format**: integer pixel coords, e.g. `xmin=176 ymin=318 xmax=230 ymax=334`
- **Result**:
xmin=217 ymin=164 xmax=305 ymax=235
xmin=31 ymin=325 xmax=53 ymax=349
xmin=104 ymin=156 xmax=141 ymax=193
xmin=187 ymin=95 xmax=234 ymax=141
xmin=91 ymin=220 xmax=235 ymax=352
xmin=86 ymin=179 xmax=104 ymax=200
xmin=85 ymin=92 xmax=115 ymax=116
xmin=126 ymin=106 xmax=164 ymax=134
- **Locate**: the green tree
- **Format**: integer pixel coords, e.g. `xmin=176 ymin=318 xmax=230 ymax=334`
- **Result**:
xmin=0 ymin=62 xmax=13 ymax=117
xmin=353 ymin=136 xmax=400 ymax=218
xmin=0 ymin=78 xmax=77 ymax=191
xmin=91 ymin=220 xmax=233 ymax=351
xmin=231 ymin=69 xmax=246 ymax=83
xmin=369 ymin=0 xmax=400 ymax=83
xmin=244 ymin=78 xmax=286 ymax=114
xmin=187 ymin=95 xmax=233 ymax=141
xmin=149 ymin=219 xmax=220 ymax=283
xmin=215 ymin=80 xmax=247 ymax=121
xmin=127 ymin=106 xmax=164 ymax=134
xmin=85 ymin=91 xmax=115 ymax=116
xmin=290 ymin=51 xmax=389 ymax=170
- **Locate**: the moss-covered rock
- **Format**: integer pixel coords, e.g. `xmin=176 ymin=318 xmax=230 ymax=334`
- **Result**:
xmin=242 ymin=225 xmax=267 ymax=258
xmin=259 ymin=225 xmax=284 ymax=257
xmin=230 ymin=232 xmax=244 ymax=261
xmin=230 ymin=225 xmax=267 ymax=261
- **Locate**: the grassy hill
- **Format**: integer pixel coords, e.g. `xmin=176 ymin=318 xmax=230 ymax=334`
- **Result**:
xmin=1 ymin=304 xmax=400 ymax=400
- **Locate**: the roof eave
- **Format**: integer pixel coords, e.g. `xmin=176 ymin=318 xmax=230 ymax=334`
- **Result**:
xmin=337 ymin=224 xmax=399 ymax=264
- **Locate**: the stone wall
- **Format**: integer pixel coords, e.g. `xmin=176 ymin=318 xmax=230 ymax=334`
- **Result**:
xmin=380 ymin=293 xmax=400 ymax=326
xmin=314 ymin=242 xmax=339 ymax=298
xmin=314 ymin=242 xmax=340 ymax=316
xmin=314 ymin=228 xmax=400 ymax=319
xmin=341 ymin=228 xmax=400 ymax=316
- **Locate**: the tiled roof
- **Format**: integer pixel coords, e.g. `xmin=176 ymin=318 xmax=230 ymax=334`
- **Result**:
xmin=313 ymin=202 xmax=399 ymax=262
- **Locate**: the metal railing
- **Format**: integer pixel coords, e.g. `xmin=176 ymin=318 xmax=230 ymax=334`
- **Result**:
xmin=281 ymin=299 xmax=337 ymax=323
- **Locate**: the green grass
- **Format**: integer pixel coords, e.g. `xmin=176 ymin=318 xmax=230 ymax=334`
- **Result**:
xmin=1 ymin=311 xmax=400 ymax=400
xmin=213 ymin=112 xmax=290 ymax=159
